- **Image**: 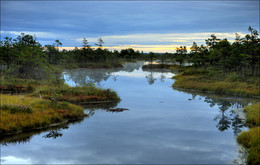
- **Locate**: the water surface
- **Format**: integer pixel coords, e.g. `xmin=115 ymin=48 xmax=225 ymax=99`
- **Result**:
xmin=1 ymin=62 xmax=253 ymax=164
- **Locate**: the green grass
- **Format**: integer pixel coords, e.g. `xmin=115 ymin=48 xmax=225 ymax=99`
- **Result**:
xmin=0 ymin=94 xmax=85 ymax=135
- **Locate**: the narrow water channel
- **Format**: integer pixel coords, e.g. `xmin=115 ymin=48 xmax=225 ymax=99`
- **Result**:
xmin=1 ymin=62 xmax=253 ymax=164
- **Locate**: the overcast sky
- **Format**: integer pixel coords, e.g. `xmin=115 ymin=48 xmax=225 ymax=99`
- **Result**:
xmin=1 ymin=0 xmax=259 ymax=52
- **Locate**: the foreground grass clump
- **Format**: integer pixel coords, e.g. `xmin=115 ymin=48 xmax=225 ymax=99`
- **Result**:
xmin=172 ymin=67 xmax=260 ymax=97
xmin=236 ymin=103 xmax=260 ymax=165
xmin=36 ymin=85 xmax=121 ymax=104
xmin=244 ymin=103 xmax=260 ymax=127
xmin=0 ymin=95 xmax=85 ymax=135
xmin=237 ymin=127 xmax=260 ymax=165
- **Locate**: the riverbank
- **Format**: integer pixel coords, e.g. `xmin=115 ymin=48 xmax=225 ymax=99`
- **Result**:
xmin=142 ymin=64 xmax=172 ymax=69
xmin=172 ymin=67 xmax=260 ymax=98
xmin=0 ymin=94 xmax=86 ymax=136
xmin=237 ymin=103 xmax=260 ymax=164
xmin=33 ymin=85 xmax=121 ymax=104
xmin=0 ymin=77 xmax=121 ymax=136
xmin=171 ymin=66 xmax=260 ymax=164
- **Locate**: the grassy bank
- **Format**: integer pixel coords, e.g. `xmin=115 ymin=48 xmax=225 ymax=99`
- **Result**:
xmin=237 ymin=103 xmax=260 ymax=165
xmin=142 ymin=64 xmax=173 ymax=69
xmin=60 ymin=61 xmax=124 ymax=69
xmin=0 ymin=75 xmax=121 ymax=104
xmin=78 ymin=62 xmax=123 ymax=68
xmin=33 ymin=85 xmax=121 ymax=104
xmin=172 ymin=67 xmax=260 ymax=98
xmin=0 ymin=75 xmax=121 ymax=136
xmin=0 ymin=94 xmax=85 ymax=135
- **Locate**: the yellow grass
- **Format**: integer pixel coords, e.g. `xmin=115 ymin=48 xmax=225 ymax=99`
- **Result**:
xmin=0 ymin=94 xmax=84 ymax=135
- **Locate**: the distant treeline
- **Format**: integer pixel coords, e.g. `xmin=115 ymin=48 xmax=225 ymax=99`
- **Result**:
xmin=0 ymin=35 xmax=145 ymax=79
xmin=171 ymin=26 xmax=260 ymax=78
xmin=0 ymin=26 xmax=259 ymax=79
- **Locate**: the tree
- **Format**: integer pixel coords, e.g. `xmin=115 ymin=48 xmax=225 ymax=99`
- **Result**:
xmin=215 ymin=39 xmax=231 ymax=76
xmin=246 ymin=26 xmax=259 ymax=76
xmin=95 ymin=37 xmax=104 ymax=48
xmin=176 ymin=46 xmax=187 ymax=66
xmin=55 ymin=40 xmax=62 ymax=49
xmin=190 ymin=42 xmax=200 ymax=67
xmin=81 ymin=38 xmax=90 ymax=66
xmin=231 ymin=33 xmax=244 ymax=78
xmin=44 ymin=44 xmax=56 ymax=64
xmin=205 ymin=34 xmax=220 ymax=50
xmin=199 ymin=44 xmax=209 ymax=71
xmin=149 ymin=52 xmax=155 ymax=65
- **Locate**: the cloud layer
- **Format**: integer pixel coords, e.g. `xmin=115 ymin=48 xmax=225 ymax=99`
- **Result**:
xmin=1 ymin=1 xmax=259 ymax=52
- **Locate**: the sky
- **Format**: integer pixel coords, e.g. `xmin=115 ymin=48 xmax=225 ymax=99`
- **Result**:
xmin=1 ymin=0 xmax=259 ymax=53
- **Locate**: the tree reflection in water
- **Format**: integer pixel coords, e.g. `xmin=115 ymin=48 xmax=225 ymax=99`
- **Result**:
xmin=63 ymin=62 xmax=144 ymax=86
xmin=142 ymin=68 xmax=171 ymax=85
xmin=188 ymin=92 xmax=253 ymax=136
xmin=63 ymin=62 xmax=173 ymax=87
xmin=0 ymin=119 xmax=82 ymax=145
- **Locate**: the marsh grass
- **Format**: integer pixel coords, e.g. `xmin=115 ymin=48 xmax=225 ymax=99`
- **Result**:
xmin=78 ymin=62 xmax=123 ymax=68
xmin=237 ymin=127 xmax=260 ymax=165
xmin=244 ymin=103 xmax=260 ymax=127
xmin=172 ymin=67 xmax=260 ymax=97
xmin=236 ymin=103 xmax=260 ymax=164
xmin=34 ymin=85 xmax=121 ymax=104
xmin=1 ymin=104 xmax=32 ymax=114
xmin=0 ymin=95 xmax=84 ymax=135
xmin=142 ymin=64 xmax=172 ymax=69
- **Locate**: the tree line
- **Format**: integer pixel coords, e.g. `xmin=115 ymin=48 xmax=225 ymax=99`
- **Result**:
xmin=0 ymin=34 xmax=144 ymax=79
xmin=161 ymin=26 xmax=260 ymax=78
xmin=0 ymin=26 xmax=259 ymax=79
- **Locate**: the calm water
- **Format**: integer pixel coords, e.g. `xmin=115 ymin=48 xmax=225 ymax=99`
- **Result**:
xmin=1 ymin=62 xmax=254 ymax=164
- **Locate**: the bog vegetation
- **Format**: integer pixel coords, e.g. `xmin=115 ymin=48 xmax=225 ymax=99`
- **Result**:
xmin=0 ymin=95 xmax=85 ymax=135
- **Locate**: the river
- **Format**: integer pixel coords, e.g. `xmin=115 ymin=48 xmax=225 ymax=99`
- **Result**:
xmin=1 ymin=62 xmax=254 ymax=164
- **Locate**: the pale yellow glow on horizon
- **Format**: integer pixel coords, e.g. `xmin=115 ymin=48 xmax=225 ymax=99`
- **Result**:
xmin=58 ymin=44 xmax=192 ymax=53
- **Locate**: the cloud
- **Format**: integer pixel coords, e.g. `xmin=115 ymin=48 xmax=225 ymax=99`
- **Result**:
xmin=1 ymin=31 xmax=82 ymax=42
xmin=73 ymin=32 xmax=247 ymax=52
xmin=1 ymin=156 xmax=32 ymax=164
xmin=1 ymin=30 xmax=247 ymax=53
xmin=1 ymin=31 xmax=63 ymax=39
xmin=75 ymin=32 xmax=247 ymax=43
